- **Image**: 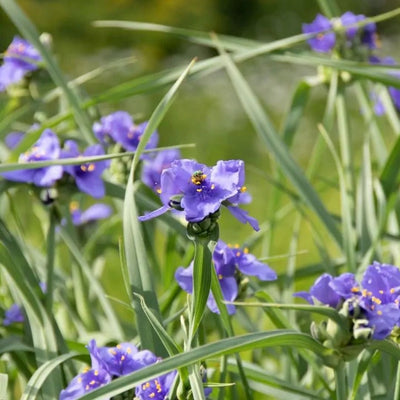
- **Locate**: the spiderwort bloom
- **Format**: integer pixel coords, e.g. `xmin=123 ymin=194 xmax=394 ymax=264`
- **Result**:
xmin=369 ymin=56 xmax=400 ymax=113
xmin=92 ymin=111 xmax=158 ymax=156
xmin=139 ymin=159 xmax=259 ymax=231
xmin=61 ymin=140 xmax=109 ymax=198
xmin=141 ymin=148 xmax=181 ymax=193
xmin=302 ymin=14 xmax=336 ymax=53
xmin=0 ymin=36 xmax=42 ymax=91
xmin=294 ymin=262 xmax=400 ymax=341
xmin=3 ymin=304 xmax=24 ymax=326
xmin=135 ymin=370 xmax=177 ymax=400
xmin=59 ymin=367 xmax=111 ymax=400
xmin=1 ymin=129 xmax=63 ymax=187
xmin=175 ymin=240 xmax=277 ymax=314
xmin=69 ymin=202 xmax=112 ymax=226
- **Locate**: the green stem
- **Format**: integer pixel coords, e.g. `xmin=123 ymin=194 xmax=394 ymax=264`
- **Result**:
xmin=335 ymin=361 xmax=348 ymax=400
xmin=189 ymin=238 xmax=213 ymax=343
xmin=394 ymin=361 xmax=400 ymax=399
xmin=45 ymin=209 xmax=56 ymax=314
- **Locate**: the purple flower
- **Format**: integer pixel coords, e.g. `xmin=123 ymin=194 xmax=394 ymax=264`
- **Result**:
xmin=369 ymin=56 xmax=400 ymax=113
xmin=214 ymin=240 xmax=277 ymax=281
xmin=302 ymin=14 xmax=336 ymax=53
xmin=139 ymin=159 xmax=259 ymax=230
xmin=87 ymin=340 xmax=158 ymax=377
xmin=61 ymin=140 xmax=109 ymax=198
xmin=3 ymin=304 xmax=24 ymax=326
xmin=135 ymin=370 xmax=177 ymax=400
xmin=69 ymin=202 xmax=112 ymax=225
xmin=4 ymin=131 xmax=24 ymax=149
xmin=141 ymin=149 xmax=181 ymax=193
xmin=175 ymin=240 xmax=277 ymax=315
xmin=1 ymin=129 xmax=63 ymax=187
xmin=59 ymin=367 xmax=111 ymax=400
xmin=93 ymin=111 xmax=158 ymax=156
xmin=175 ymin=262 xmax=238 ymax=315
xmin=60 ymin=339 xmax=178 ymax=400
xmin=295 ymin=262 xmax=400 ymax=340
xmin=0 ymin=36 xmax=42 ymax=91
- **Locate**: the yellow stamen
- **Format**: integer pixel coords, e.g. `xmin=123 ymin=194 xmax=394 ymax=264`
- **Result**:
xmin=69 ymin=201 xmax=79 ymax=212
xmin=156 ymin=188 xmax=162 ymax=194
xmin=87 ymin=164 xmax=95 ymax=172
xmin=240 ymin=186 xmax=247 ymax=193
xmin=372 ymin=296 xmax=382 ymax=305
xmin=196 ymin=188 xmax=202 ymax=192
xmin=244 ymin=248 xmax=249 ymax=254
xmin=377 ymin=310 xmax=383 ymax=315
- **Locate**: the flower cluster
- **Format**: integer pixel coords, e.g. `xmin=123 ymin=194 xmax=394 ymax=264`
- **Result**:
xmin=93 ymin=111 xmax=158 ymax=155
xmin=295 ymin=262 xmax=400 ymax=343
xmin=139 ymin=159 xmax=259 ymax=231
xmin=0 ymin=36 xmax=42 ymax=92
xmin=303 ymin=12 xmax=378 ymax=54
xmin=175 ymin=240 xmax=277 ymax=314
xmin=59 ymin=340 xmax=178 ymax=400
xmin=1 ymin=129 xmax=109 ymax=198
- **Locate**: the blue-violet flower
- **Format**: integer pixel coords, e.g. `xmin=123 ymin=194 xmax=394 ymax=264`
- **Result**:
xmin=1 ymin=129 xmax=63 ymax=187
xmin=139 ymin=159 xmax=259 ymax=230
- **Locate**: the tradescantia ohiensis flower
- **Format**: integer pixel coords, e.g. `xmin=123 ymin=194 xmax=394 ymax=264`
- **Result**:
xmin=0 ymin=36 xmax=42 ymax=91
xmin=61 ymin=140 xmax=109 ymax=199
xmin=1 ymin=129 xmax=63 ymax=187
xmin=59 ymin=339 xmax=177 ymax=400
xmin=175 ymin=240 xmax=277 ymax=314
xmin=93 ymin=111 xmax=158 ymax=157
xmin=68 ymin=202 xmax=112 ymax=226
xmin=3 ymin=304 xmax=24 ymax=326
xmin=141 ymin=148 xmax=181 ymax=193
xmin=294 ymin=262 xmax=400 ymax=345
xmin=302 ymin=12 xmax=379 ymax=54
xmin=139 ymin=159 xmax=259 ymax=231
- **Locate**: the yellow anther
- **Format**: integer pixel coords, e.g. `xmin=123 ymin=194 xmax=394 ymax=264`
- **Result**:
xmin=116 ymin=344 xmax=122 ymax=349
xmin=244 ymin=248 xmax=249 ymax=254
xmin=196 ymin=188 xmax=202 ymax=192
xmin=379 ymin=290 xmax=384 ymax=294
xmin=362 ymin=289 xmax=368 ymax=297
xmin=218 ymin=274 xmax=223 ymax=280
xmin=236 ymin=251 xmax=241 ymax=257
xmin=240 ymin=186 xmax=247 ymax=193
xmin=87 ymin=164 xmax=95 ymax=172
xmin=121 ymin=355 xmax=125 ymax=361
xmin=69 ymin=201 xmax=79 ymax=212
xmin=156 ymin=188 xmax=162 ymax=194
xmin=211 ymin=184 xmax=215 ymax=190
xmin=83 ymin=366 xmax=90 ymax=373
xmin=126 ymin=347 xmax=132 ymax=353
xmin=372 ymin=296 xmax=382 ymax=305
xmin=94 ymin=370 xmax=99 ymax=376
xmin=80 ymin=165 xmax=87 ymax=172
xmin=391 ymin=288 xmax=396 ymax=294
xmin=149 ymin=394 xmax=155 ymax=398
xmin=90 ymin=380 xmax=95 ymax=385
xmin=191 ymin=171 xmax=207 ymax=185
xmin=234 ymin=244 xmax=240 ymax=249
xmin=351 ymin=287 xmax=360 ymax=293
xmin=377 ymin=310 xmax=383 ymax=315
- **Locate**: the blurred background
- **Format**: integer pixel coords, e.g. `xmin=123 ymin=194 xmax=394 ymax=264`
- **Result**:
xmin=2 ymin=0 xmax=400 ymax=287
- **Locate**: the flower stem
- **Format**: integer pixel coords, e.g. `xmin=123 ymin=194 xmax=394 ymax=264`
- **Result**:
xmin=45 ymin=208 xmax=56 ymax=314
xmin=335 ymin=361 xmax=348 ymax=400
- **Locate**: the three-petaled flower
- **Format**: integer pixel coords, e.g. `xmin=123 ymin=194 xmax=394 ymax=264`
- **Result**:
xmin=139 ymin=159 xmax=259 ymax=231
xmin=93 ymin=111 xmax=158 ymax=156
xmin=1 ymin=129 xmax=63 ymax=187
xmin=61 ymin=140 xmax=109 ymax=198
xmin=175 ymin=240 xmax=277 ymax=314
xmin=294 ymin=261 xmax=400 ymax=340
xmin=0 ymin=36 xmax=42 ymax=91
xmin=59 ymin=339 xmax=177 ymax=400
